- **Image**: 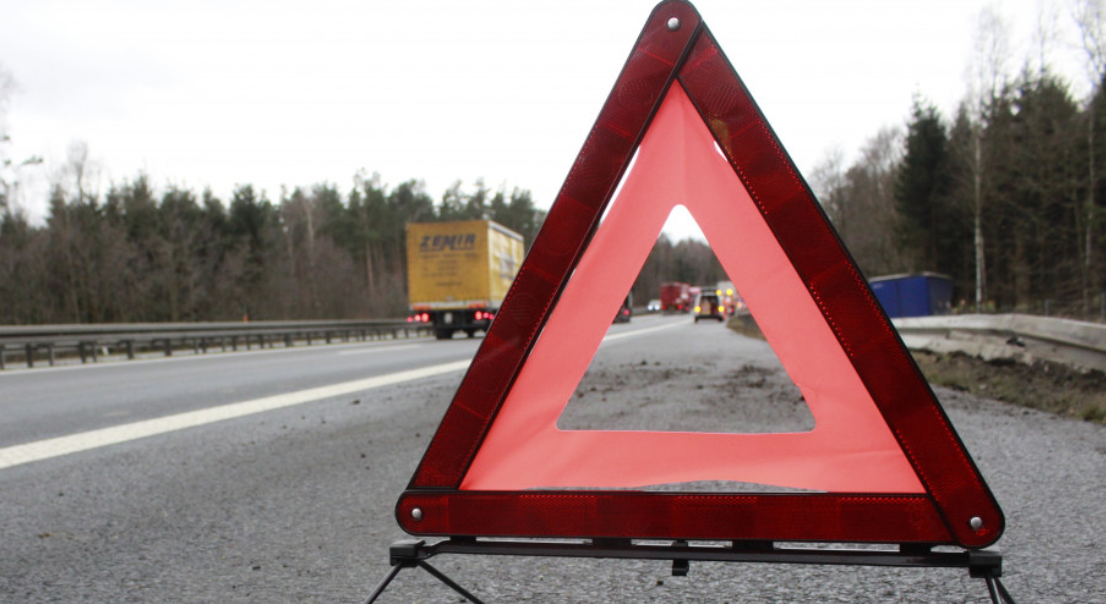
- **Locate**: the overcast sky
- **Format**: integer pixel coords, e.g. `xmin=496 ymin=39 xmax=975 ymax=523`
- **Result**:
xmin=0 ymin=0 xmax=1090 ymax=239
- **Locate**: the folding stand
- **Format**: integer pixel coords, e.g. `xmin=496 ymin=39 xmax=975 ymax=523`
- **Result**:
xmin=360 ymin=538 xmax=1017 ymax=604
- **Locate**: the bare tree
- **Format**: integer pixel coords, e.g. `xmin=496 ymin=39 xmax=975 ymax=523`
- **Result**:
xmin=1071 ymin=0 xmax=1106 ymax=313
xmin=965 ymin=6 xmax=1011 ymax=311
xmin=0 ymin=65 xmax=13 ymax=211
xmin=1032 ymin=0 xmax=1063 ymax=77
xmin=813 ymin=129 xmax=906 ymax=277
xmin=844 ymin=127 xmax=907 ymax=276
xmin=64 ymin=141 xmax=97 ymax=206
xmin=0 ymin=65 xmax=43 ymax=215
xmin=810 ymin=146 xmax=848 ymax=227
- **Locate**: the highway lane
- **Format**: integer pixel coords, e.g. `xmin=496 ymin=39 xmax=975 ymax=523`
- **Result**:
xmin=0 ymin=313 xmax=1102 ymax=603
xmin=0 ymin=335 xmax=478 ymax=448
xmin=0 ymin=313 xmax=690 ymax=602
xmin=0 ymin=315 xmax=685 ymax=464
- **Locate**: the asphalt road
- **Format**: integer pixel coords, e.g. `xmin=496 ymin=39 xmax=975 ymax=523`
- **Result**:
xmin=0 ymin=314 xmax=1103 ymax=603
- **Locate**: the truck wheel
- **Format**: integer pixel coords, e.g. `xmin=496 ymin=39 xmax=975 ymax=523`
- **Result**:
xmin=465 ymin=329 xmax=476 ymax=338
xmin=435 ymin=329 xmax=453 ymax=340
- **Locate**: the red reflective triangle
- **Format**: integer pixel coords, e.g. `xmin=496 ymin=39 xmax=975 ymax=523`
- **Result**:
xmin=396 ymin=0 xmax=1003 ymax=549
xmin=461 ymin=84 xmax=924 ymax=495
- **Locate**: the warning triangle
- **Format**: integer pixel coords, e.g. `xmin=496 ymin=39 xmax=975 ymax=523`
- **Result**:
xmin=396 ymin=0 xmax=1003 ymax=549
xmin=462 ymin=84 xmax=922 ymax=494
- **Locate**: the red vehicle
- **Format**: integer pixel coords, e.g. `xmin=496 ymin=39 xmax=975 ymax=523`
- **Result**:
xmin=613 ymin=294 xmax=633 ymax=323
xmin=659 ymin=282 xmax=691 ymax=313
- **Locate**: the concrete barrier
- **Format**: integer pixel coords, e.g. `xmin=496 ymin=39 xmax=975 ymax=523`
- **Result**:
xmin=893 ymin=314 xmax=1106 ymax=373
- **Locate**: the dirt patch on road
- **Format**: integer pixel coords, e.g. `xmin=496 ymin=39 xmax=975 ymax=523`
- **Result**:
xmin=729 ymin=314 xmax=1106 ymax=425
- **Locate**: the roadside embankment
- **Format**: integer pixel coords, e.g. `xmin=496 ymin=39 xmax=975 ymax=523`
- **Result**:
xmin=728 ymin=313 xmax=1106 ymax=425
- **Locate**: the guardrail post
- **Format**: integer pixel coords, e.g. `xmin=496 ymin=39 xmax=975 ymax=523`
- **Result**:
xmin=90 ymin=342 xmax=98 ymax=363
xmin=78 ymin=342 xmax=87 ymax=364
xmin=284 ymin=333 xmax=293 ymax=347
xmin=164 ymin=338 xmax=173 ymax=357
xmin=47 ymin=344 xmax=55 ymax=366
xmin=125 ymin=340 xmax=135 ymax=360
xmin=0 ymin=344 xmax=5 ymax=370
xmin=325 ymin=331 xmax=332 ymax=344
xmin=25 ymin=344 xmax=34 ymax=368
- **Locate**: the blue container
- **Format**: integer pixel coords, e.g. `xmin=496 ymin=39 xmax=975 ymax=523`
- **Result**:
xmin=868 ymin=273 xmax=953 ymax=318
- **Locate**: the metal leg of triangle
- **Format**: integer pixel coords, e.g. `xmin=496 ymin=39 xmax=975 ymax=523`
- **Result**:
xmin=359 ymin=540 xmax=487 ymax=604
xmin=984 ymin=576 xmax=1019 ymax=604
xmin=360 ymin=538 xmax=1016 ymax=603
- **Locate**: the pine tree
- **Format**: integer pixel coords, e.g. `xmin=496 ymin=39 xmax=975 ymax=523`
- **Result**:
xmin=895 ymin=98 xmax=952 ymax=272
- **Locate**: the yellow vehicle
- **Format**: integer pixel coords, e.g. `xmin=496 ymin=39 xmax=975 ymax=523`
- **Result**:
xmin=406 ymin=220 xmax=524 ymax=340
xmin=694 ymin=291 xmax=726 ymax=323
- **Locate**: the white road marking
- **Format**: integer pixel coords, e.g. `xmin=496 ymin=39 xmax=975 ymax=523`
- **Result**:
xmin=600 ymin=320 xmax=685 ymax=344
xmin=335 ymin=344 xmax=423 ymax=356
xmin=0 ymin=360 xmax=470 ymax=470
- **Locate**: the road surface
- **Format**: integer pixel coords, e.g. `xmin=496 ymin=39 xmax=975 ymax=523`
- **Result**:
xmin=0 ymin=314 xmax=1102 ymax=602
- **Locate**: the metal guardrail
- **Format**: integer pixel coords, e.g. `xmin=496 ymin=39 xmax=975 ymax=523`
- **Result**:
xmin=0 ymin=320 xmax=433 ymax=370
xmin=5 ymin=313 xmax=1103 ymax=373
xmin=893 ymin=314 xmax=1106 ymax=373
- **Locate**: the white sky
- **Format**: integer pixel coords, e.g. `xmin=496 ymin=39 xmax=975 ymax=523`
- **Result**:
xmin=0 ymin=0 xmax=1090 ymax=240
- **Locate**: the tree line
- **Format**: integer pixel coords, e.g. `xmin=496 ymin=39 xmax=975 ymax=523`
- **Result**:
xmin=817 ymin=76 xmax=1105 ymax=319
xmin=0 ymin=160 xmax=732 ymax=325
xmin=813 ymin=5 xmax=1106 ymax=320
xmin=6 ymin=1 xmax=1106 ymax=324
xmin=0 ymin=172 xmax=546 ymax=324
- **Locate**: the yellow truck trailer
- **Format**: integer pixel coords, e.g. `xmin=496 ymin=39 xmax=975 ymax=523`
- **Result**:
xmin=405 ymin=220 xmax=525 ymax=340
